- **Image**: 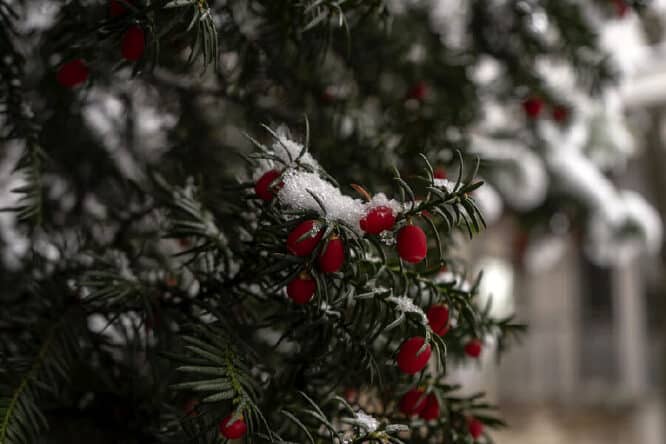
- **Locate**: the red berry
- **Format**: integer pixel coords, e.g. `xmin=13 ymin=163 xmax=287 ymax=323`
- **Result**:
xmin=321 ymin=87 xmax=337 ymax=104
xmin=318 ymin=236 xmax=345 ymax=273
xmin=177 ymin=237 xmax=192 ymax=248
xmin=110 ymin=0 xmax=133 ymax=17
xmin=164 ymin=275 xmax=178 ymax=287
xmin=344 ymin=387 xmax=358 ymax=403
xmin=398 ymin=388 xmax=427 ymax=416
xmin=426 ymin=304 xmax=449 ymax=336
xmin=287 ymin=220 xmax=323 ymax=256
xmin=254 ymin=169 xmax=282 ymax=201
xmin=522 ymin=97 xmax=543 ymax=118
xmin=287 ymin=273 xmax=316 ymax=305
xmin=397 ymin=336 xmax=431 ymax=374
xmin=407 ymin=81 xmax=428 ymax=101
xmin=513 ymin=230 xmax=529 ymax=264
xmin=183 ymin=399 xmax=199 ymax=417
xmin=552 ymin=105 xmax=568 ymax=123
xmin=397 ymin=225 xmax=427 ymax=264
xmin=433 ymin=167 xmax=447 ymax=180
xmin=360 ymin=206 xmax=396 ymax=235
xmin=56 ymin=59 xmax=89 ymax=88
xmin=468 ymin=417 xmax=484 ymax=439
xmin=219 ymin=414 xmax=247 ymax=440
xmin=121 ymin=25 xmax=145 ymax=61
xmin=613 ymin=0 xmax=629 ymax=17
xmin=464 ymin=339 xmax=482 ymax=358
xmin=419 ymin=394 xmax=440 ymax=421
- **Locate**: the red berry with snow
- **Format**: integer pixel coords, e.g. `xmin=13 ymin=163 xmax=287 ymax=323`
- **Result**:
xmin=360 ymin=206 xmax=396 ymax=235
xmin=287 ymin=220 xmax=323 ymax=256
xmin=56 ymin=59 xmax=89 ymax=88
xmin=419 ymin=394 xmax=440 ymax=421
xmin=552 ymin=105 xmax=568 ymax=123
xmin=318 ymin=236 xmax=345 ymax=273
xmin=397 ymin=224 xmax=427 ymax=264
xmin=219 ymin=414 xmax=247 ymax=440
xmin=121 ymin=25 xmax=145 ymax=61
xmin=522 ymin=97 xmax=543 ymax=118
xmin=110 ymin=0 xmax=133 ymax=17
xmin=427 ymin=304 xmax=450 ymax=336
xmin=407 ymin=81 xmax=428 ymax=101
xmin=468 ymin=417 xmax=484 ymax=440
xmin=397 ymin=336 xmax=431 ymax=374
xmin=464 ymin=339 xmax=482 ymax=358
xmin=255 ymin=169 xmax=282 ymax=201
xmin=398 ymin=388 xmax=427 ymax=416
xmin=287 ymin=273 xmax=316 ymax=304
xmin=433 ymin=167 xmax=447 ymax=179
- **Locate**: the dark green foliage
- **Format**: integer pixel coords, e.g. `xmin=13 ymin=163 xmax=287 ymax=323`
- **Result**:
xmin=0 ymin=1 xmax=43 ymax=224
xmin=0 ymin=280 xmax=85 ymax=444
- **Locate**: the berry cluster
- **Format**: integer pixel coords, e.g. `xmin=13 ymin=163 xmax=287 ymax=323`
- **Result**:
xmin=398 ymin=388 xmax=485 ymax=439
xmin=254 ymin=168 xmax=434 ymax=306
xmin=283 ymin=219 xmax=346 ymax=304
xmin=397 ymin=307 xmax=483 ymax=371
xmin=522 ymin=96 xmax=569 ymax=123
xmin=393 ymin=298 xmax=484 ymax=440
xmin=56 ymin=1 xmax=146 ymax=89
xmin=248 ymin=138 xmax=494 ymax=441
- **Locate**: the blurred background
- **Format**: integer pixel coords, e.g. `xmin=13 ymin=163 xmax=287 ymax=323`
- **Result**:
xmin=448 ymin=3 xmax=666 ymax=441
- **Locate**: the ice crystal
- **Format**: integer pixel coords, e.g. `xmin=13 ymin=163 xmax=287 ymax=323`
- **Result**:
xmin=379 ymin=230 xmax=396 ymax=246
xmin=354 ymin=410 xmax=380 ymax=432
xmin=433 ymin=178 xmax=455 ymax=193
xmin=387 ymin=295 xmax=427 ymax=324
xmin=272 ymin=126 xmax=320 ymax=170
xmin=277 ymin=170 xmax=366 ymax=234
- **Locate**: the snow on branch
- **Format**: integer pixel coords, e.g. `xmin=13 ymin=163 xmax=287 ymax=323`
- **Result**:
xmin=253 ymin=128 xmax=403 ymax=235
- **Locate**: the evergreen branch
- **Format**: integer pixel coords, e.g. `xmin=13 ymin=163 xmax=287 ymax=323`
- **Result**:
xmin=0 ymin=314 xmax=78 ymax=444
xmin=278 ymin=394 xmax=407 ymax=444
xmin=162 ymin=0 xmax=218 ymax=70
xmin=0 ymin=336 xmax=51 ymax=444
xmin=4 ymin=143 xmax=44 ymax=225
xmin=154 ymin=174 xmax=228 ymax=250
xmin=169 ymin=322 xmax=267 ymax=438
xmin=0 ymin=1 xmax=43 ymax=226
xmin=81 ymin=269 xmax=145 ymax=308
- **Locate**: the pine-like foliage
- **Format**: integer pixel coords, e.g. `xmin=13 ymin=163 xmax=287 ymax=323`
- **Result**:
xmin=0 ymin=0 xmax=43 ymax=224
xmin=0 ymin=279 xmax=84 ymax=444
xmin=0 ymin=0 xmax=637 ymax=443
